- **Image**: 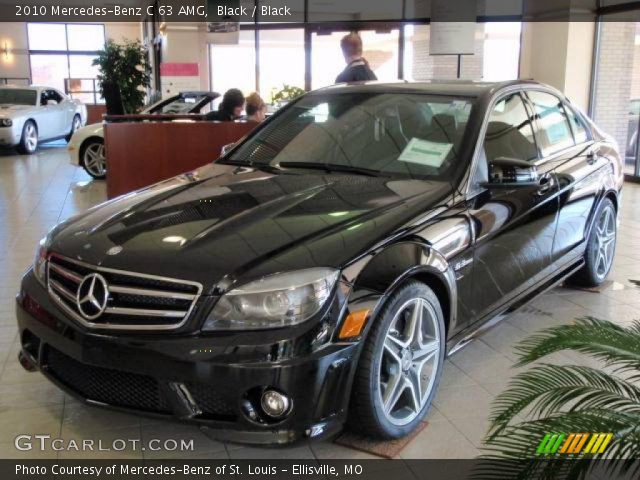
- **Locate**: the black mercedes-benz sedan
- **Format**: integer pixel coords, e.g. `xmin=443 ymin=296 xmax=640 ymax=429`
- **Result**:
xmin=16 ymin=80 xmax=622 ymax=445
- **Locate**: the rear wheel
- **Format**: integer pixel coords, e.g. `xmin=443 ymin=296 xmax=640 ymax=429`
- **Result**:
xmin=349 ymin=281 xmax=445 ymax=439
xmin=17 ymin=120 xmax=38 ymax=154
xmin=81 ymin=138 xmax=106 ymax=179
xmin=65 ymin=114 xmax=81 ymax=142
xmin=567 ymin=198 xmax=617 ymax=288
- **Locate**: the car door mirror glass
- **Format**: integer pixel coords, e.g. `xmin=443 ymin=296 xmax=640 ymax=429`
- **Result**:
xmin=481 ymin=156 xmax=539 ymax=188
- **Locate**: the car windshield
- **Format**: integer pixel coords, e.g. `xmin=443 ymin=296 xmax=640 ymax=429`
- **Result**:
xmin=225 ymin=92 xmax=474 ymax=180
xmin=0 ymin=88 xmax=37 ymax=106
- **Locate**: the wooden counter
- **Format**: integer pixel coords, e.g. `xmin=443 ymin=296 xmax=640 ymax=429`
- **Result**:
xmin=86 ymin=104 xmax=106 ymax=124
xmin=104 ymin=121 xmax=256 ymax=199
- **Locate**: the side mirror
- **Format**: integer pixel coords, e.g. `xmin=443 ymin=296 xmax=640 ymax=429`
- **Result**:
xmin=480 ymin=156 xmax=539 ymax=189
xmin=220 ymin=142 xmax=236 ymax=156
xmin=46 ymin=99 xmax=58 ymax=106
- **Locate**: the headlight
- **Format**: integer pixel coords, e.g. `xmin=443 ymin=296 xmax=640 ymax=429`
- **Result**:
xmin=203 ymin=268 xmax=340 ymax=331
xmin=33 ymin=236 xmax=49 ymax=286
xmin=0 ymin=118 xmax=12 ymax=127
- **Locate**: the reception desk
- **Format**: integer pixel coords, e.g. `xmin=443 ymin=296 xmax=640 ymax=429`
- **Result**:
xmin=104 ymin=119 xmax=256 ymax=199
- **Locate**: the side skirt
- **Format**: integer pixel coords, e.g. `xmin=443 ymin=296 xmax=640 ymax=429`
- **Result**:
xmin=445 ymin=257 xmax=585 ymax=357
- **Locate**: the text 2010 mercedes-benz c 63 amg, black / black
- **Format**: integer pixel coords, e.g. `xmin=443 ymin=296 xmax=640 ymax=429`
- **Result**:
xmin=16 ymin=81 xmax=622 ymax=445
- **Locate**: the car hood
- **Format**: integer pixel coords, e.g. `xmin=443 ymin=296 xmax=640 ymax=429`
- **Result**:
xmin=49 ymin=163 xmax=453 ymax=293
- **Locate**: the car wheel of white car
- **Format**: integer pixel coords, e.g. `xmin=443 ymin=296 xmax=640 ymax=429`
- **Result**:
xmin=81 ymin=139 xmax=107 ymax=179
xmin=66 ymin=115 xmax=81 ymax=142
xmin=17 ymin=121 xmax=38 ymax=155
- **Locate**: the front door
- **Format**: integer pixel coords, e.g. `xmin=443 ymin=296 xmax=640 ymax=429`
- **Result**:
xmin=468 ymin=92 xmax=560 ymax=319
xmin=523 ymin=91 xmax=604 ymax=262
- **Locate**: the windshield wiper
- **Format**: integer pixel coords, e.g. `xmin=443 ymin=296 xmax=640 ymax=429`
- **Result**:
xmin=278 ymin=161 xmax=384 ymax=177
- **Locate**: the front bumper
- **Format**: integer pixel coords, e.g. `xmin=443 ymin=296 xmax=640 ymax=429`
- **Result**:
xmin=0 ymin=125 xmax=20 ymax=147
xmin=16 ymin=271 xmax=359 ymax=445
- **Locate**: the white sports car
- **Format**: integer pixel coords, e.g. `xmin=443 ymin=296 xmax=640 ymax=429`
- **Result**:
xmin=68 ymin=91 xmax=219 ymax=179
xmin=0 ymin=85 xmax=87 ymax=154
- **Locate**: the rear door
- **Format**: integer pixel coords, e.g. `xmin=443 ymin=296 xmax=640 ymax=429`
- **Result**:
xmin=468 ymin=91 xmax=560 ymax=319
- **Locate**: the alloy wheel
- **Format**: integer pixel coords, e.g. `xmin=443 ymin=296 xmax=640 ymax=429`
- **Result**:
xmin=378 ymin=297 xmax=441 ymax=426
xmin=25 ymin=123 xmax=37 ymax=152
xmin=593 ymin=204 xmax=616 ymax=281
xmin=84 ymin=143 xmax=106 ymax=177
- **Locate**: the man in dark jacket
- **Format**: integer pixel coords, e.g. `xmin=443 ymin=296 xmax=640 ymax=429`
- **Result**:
xmin=335 ymin=32 xmax=378 ymax=84
xmin=205 ymin=88 xmax=245 ymax=121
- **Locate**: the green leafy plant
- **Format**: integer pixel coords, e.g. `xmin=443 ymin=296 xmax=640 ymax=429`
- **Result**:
xmin=93 ymin=39 xmax=151 ymax=114
xmin=270 ymin=84 xmax=305 ymax=105
xmin=481 ymin=317 xmax=640 ymax=479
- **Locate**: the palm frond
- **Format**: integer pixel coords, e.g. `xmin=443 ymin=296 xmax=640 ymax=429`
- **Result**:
xmin=484 ymin=317 xmax=640 ymax=474
xmin=489 ymin=364 xmax=640 ymax=435
xmin=514 ymin=317 xmax=640 ymax=379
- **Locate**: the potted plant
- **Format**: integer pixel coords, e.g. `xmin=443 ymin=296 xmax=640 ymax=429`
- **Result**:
xmin=481 ymin=317 xmax=640 ymax=478
xmin=270 ymin=84 xmax=306 ymax=108
xmin=93 ymin=39 xmax=151 ymax=114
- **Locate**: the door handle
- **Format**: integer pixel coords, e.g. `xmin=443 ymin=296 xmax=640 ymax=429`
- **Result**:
xmin=586 ymin=151 xmax=597 ymax=165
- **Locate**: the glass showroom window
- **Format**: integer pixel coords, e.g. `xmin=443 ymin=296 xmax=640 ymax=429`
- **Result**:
xmin=592 ymin=21 xmax=640 ymax=177
xmin=27 ymin=23 xmax=105 ymax=102
xmin=210 ymin=30 xmax=257 ymax=105
xmin=258 ymin=29 xmax=305 ymax=103
xmin=403 ymin=23 xmax=521 ymax=82
xmin=311 ymin=29 xmax=400 ymax=89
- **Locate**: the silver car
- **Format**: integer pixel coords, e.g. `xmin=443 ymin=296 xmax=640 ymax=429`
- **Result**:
xmin=0 ymin=85 xmax=87 ymax=154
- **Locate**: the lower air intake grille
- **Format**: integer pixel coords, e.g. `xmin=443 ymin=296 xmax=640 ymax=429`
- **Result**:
xmin=186 ymin=382 xmax=236 ymax=419
xmin=45 ymin=347 xmax=170 ymax=413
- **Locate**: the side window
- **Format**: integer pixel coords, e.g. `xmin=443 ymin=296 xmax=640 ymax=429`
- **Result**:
xmin=565 ymin=104 xmax=589 ymax=144
xmin=483 ymin=93 xmax=538 ymax=163
xmin=47 ymin=90 xmax=63 ymax=104
xmin=527 ymin=91 xmax=575 ymax=156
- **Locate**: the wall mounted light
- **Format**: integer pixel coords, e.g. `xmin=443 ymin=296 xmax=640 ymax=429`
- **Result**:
xmin=2 ymin=41 xmax=9 ymax=60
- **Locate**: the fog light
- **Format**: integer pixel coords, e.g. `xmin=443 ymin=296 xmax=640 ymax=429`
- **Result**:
xmin=260 ymin=389 xmax=291 ymax=418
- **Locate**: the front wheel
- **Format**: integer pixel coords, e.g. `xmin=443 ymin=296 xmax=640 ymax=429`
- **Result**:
xmin=349 ymin=281 xmax=445 ymax=439
xmin=567 ymin=197 xmax=617 ymax=288
xmin=81 ymin=139 xmax=106 ymax=179
xmin=17 ymin=120 xmax=38 ymax=154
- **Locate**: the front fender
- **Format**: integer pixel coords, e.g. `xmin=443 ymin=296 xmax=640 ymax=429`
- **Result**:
xmin=338 ymin=241 xmax=456 ymax=342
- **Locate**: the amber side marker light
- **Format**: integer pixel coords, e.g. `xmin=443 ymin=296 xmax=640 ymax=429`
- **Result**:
xmin=338 ymin=309 xmax=370 ymax=339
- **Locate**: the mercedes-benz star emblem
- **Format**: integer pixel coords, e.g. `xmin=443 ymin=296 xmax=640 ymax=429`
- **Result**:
xmin=76 ymin=273 xmax=109 ymax=320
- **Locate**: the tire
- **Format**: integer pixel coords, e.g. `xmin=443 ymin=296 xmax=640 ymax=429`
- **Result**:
xmin=567 ymin=197 xmax=617 ymax=288
xmin=349 ymin=280 xmax=446 ymax=439
xmin=65 ymin=114 xmax=81 ymax=142
xmin=81 ymin=138 xmax=107 ymax=179
xmin=17 ymin=120 xmax=38 ymax=154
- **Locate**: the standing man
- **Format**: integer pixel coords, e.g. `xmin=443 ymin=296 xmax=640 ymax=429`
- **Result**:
xmin=335 ymin=32 xmax=378 ymax=83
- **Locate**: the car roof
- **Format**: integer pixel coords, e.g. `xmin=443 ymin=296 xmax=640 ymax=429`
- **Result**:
xmin=314 ymin=80 xmax=553 ymax=99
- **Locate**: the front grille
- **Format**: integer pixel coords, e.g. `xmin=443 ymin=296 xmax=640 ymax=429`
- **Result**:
xmin=45 ymin=347 xmax=170 ymax=413
xmin=47 ymin=254 xmax=202 ymax=330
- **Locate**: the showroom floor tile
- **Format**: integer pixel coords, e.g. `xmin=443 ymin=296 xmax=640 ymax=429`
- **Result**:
xmin=1 ymin=145 xmax=639 ymax=460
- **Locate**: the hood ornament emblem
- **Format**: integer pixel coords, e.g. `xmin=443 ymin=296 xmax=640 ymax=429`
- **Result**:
xmin=76 ymin=273 xmax=109 ymax=320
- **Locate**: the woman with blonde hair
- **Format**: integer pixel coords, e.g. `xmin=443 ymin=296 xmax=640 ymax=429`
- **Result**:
xmin=245 ymin=92 xmax=267 ymax=123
